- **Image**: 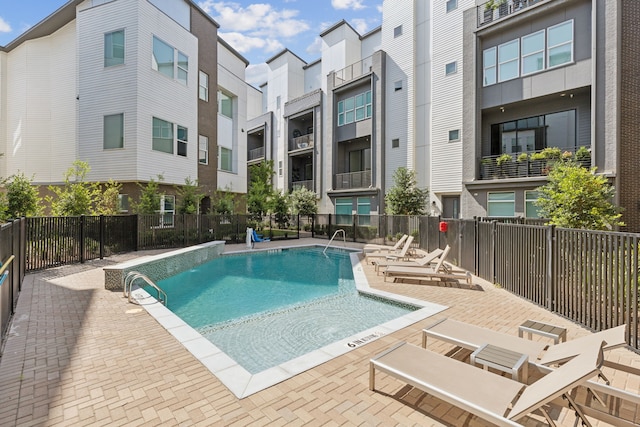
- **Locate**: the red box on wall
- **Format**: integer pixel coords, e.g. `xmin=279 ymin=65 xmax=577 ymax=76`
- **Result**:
xmin=439 ymin=221 xmax=448 ymax=232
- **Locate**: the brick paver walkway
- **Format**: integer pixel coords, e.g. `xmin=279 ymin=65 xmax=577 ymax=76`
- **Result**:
xmin=1 ymin=239 xmax=639 ymax=426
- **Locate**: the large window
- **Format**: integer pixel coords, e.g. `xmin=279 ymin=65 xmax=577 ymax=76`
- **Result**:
xmin=152 ymin=36 xmax=188 ymax=84
xmin=548 ymin=20 xmax=573 ymax=68
xmin=219 ymin=146 xmax=233 ymax=172
xmin=152 ymin=117 xmax=188 ymax=156
xmin=335 ymin=197 xmax=352 ymax=225
xmin=498 ymin=40 xmax=519 ymax=82
xmin=349 ymin=148 xmax=371 ymax=172
xmin=160 ymin=195 xmax=175 ymax=227
xmin=104 ymin=113 xmax=124 ymax=149
xmin=521 ymin=30 xmax=545 ymax=75
xmin=357 ymin=197 xmax=371 ymax=226
xmin=199 ymin=71 xmax=209 ymax=101
xmin=104 ymin=30 xmax=124 ymax=67
xmin=218 ymin=91 xmax=233 ymax=118
xmin=199 ymin=135 xmax=208 ymax=164
xmin=487 ymin=192 xmax=515 ymax=217
xmin=525 ymin=191 xmax=541 ymax=218
xmin=118 ymin=194 xmax=129 ymax=213
xmin=337 ymin=90 xmax=372 ymax=126
xmin=483 ymin=20 xmax=574 ymax=86
xmin=491 ymin=109 xmax=576 ymax=155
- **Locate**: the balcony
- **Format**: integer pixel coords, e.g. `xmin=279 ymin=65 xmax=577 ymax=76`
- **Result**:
xmin=333 ymin=55 xmax=373 ymax=88
xmin=248 ymin=146 xmax=265 ymax=161
xmin=477 ymin=0 xmax=544 ymax=27
xmin=289 ymin=134 xmax=314 ymax=152
xmin=479 ymin=146 xmax=591 ymax=180
xmin=291 ymin=180 xmax=314 ymax=192
xmin=334 ymin=170 xmax=371 ymax=190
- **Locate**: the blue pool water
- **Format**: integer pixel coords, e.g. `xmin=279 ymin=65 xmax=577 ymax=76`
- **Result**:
xmin=151 ymin=246 xmax=417 ymax=374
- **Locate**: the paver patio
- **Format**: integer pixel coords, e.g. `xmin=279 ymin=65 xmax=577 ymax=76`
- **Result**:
xmin=1 ymin=239 xmax=639 ymax=426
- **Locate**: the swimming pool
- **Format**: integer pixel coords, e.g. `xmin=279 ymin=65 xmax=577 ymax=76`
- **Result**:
xmin=127 ymin=244 xmax=447 ymax=398
xmin=153 ymin=247 xmax=418 ymax=373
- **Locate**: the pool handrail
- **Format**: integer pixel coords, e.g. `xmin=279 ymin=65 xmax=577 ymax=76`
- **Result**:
xmin=124 ymin=271 xmax=168 ymax=306
xmin=323 ymin=229 xmax=347 ymax=255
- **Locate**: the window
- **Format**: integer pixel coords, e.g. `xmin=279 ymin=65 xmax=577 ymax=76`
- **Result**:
xmin=498 ymin=40 xmax=519 ymax=82
xmin=160 ymin=195 xmax=175 ymax=227
xmin=177 ymin=125 xmax=187 ymax=157
xmin=349 ymin=148 xmax=371 ymax=172
xmin=392 ymin=138 xmax=400 ymax=148
xmin=199 ymin=135 xmax=208 ymax=164
xmin=335 ymin=197 xmax=352 ymax=225
xmin=152 ymin=117 xmax=173 ymax=154
xmin=483 ymin=47 xmax=497 ymax=86
xmin=337 ymin=90 xmax=372 ymax=126
xmin=521 ymin=30 xmax=545 ymax=75
xmin=278 ymin=160 xmax=283 ymax=176
xmin=104 ymin=30 xmax=124 ymax=67
xmin=219 ymin=147 xmax=233 ymax=172
xmin=448 ymin=129 xmax=460 ymax=142
xmin=525 ymin=191 xmax=541 ymax=218
xmin=394 ymin=80 xmax=402 ymax=91
xmin=276 ymin=95 xmax=281 ymax=109
xmin=118 ymin=194 xmax=129 ymax=213
xmin=177 ymin=51 xmax=188 ymax=85
xmin=394 ymin=25 xmax=403 ymax=38
xmin=487 ymin=192 xmax=515 ymax=217
xmin=218 ymin=91 xmax=233 ymax=118
xmin=548 ymin=20 xmax=573 ymax=68
xmin=152 ymin=36 xmax=188 ymax=84
xmin=104 ymin=113 xmax=124 ymax=149
xmin=445 ymin=61 xmax=457 ymax=75
xmin=446 ymin=0 xmax=458 ymax=12
xmin=152 ymin=36 xmax=174 ymax=78
xmin=357 ymin=197 xmax=371 ymax=226
xmin=199 ymin=71 xmax=209 ymax=101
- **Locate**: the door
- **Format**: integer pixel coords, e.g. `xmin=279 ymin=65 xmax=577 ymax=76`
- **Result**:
xmin=442 ymin=196 xmax=460 ymax=219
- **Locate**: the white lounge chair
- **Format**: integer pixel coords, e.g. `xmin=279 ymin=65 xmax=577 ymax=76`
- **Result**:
xmin=370 ymin=340 xmax=605 ymax=426
xmin=363 ymin=234 xmax=408 ymax=254
xmin=365 ymin=235 xmax=414 ymax=264
xmin=383 ymin=245 xmax=472 ymax=286
xmin=372 ymin=247 xmax=444 ymax=274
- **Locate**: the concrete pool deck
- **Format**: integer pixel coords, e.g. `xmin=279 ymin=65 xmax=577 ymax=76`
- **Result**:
xmin=1 ymin=238 xmax=639 ymax=426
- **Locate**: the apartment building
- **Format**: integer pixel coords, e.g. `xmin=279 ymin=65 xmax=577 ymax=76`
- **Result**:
xmin=0 ymin=0 xmax=249 ymax=215
xmin=460 ymin=0 xmax=640 ymax=231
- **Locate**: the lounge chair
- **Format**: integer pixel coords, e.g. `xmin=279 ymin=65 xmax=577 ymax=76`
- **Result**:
xmin=370 ymin=340 xmax=605 ymax=426
xmin=372 ymin=247 xmax=444 ymax=274
xmin=363 ymin=234 xmax=408 ymax=254
xmin=383 ymin=245 xmax=472 ymax=286
xmin=365 ymin=235 xmax=414 ymax=263
xmin=252 ymin=229 xmax=270 ymax=243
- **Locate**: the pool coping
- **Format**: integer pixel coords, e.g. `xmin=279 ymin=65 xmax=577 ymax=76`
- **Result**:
xmin=125 ymin=244 xmax=448 ymax=398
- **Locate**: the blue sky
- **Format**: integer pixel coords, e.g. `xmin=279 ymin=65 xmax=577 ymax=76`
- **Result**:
xmin=0 ymin=0 xmax=382 ymax=85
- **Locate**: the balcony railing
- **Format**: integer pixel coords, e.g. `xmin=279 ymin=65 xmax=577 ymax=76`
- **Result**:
xmin=477 ymin=0 xmax=544 ymax=27
xmin=291 ymin=180 xmax=314 ymax=192
xmin=333 ymin=55 xmax=373 ymax=88
xmin=289 ymin=134 xmax=314 ymax=152
xmin=479 ymin=146 xmax=591 ymax=180
xmin=248 ymin=146 xmax=265 ymax=161
xmin=334 ymin=170 xmax=372 ymax=190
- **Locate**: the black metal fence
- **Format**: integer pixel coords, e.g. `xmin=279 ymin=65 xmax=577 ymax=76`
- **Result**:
xmin=0 ymin=218 xmax=25 ymax=343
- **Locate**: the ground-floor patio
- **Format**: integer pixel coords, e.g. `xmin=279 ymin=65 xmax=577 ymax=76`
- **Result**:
xmin=0 ymin=238 xmax=639 ymax=426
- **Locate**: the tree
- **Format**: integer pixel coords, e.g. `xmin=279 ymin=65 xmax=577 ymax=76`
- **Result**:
xmin=46 ymin=160 xmax=97 ymax=216
xmin=271 ymin=191 xmax=290 ymax=227
xmin=176 ymin=177 xmax=204 ymax=214
xmin=4 ymin=172 xmax=42 ymax=218
xmin=247 ymin=160 xmax=274 ymax=219
xmin=212 ymin=186 xmax=235 ymax=215
xmin=94 ymin=180 xmax=122 ymax=215
xmin=290 ymin=187 xmax=318 ymax=216
xmin=133 ymin=176 xmax=163 ymax=214
xmin=385 ymin=167 xmax=429 ymax=215
xmin=536 ymin=161 xmax=623 ymax=230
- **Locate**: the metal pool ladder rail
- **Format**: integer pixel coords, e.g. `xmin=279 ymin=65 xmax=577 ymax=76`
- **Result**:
xmin=323 ymin=229 xmax=346 ymax=255
xmin=123 ymin=271 xmax=168 ymax=306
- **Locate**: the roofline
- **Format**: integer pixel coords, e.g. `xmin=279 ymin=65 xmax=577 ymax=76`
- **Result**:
xmin=319 ymin=19 xmax=360 ymax=38
xmin=185 ymin=0 xmax=220 ymax=29
xmin=218 ymin=36 xmax=249 ymax=66
xmin=265 ymin=48 xmax=307 ymax=65
xmin=361 ymin=25 xmax=381 ymax=39
xmin=303 ymin=58 xmax=321 ymax=70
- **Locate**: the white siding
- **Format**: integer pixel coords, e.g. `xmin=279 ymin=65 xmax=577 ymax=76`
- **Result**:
xmin=415 ymin=1 xmax=432 ymax=191
xmin=0 ymin=52 xmax=7 ymax=179
xmin=382 ymin=0 xmax=415 ymax=189
xmin=303 ymin=61 xmax=321 ymax=93
xmin=430 ymin=0 xmax=470 ymax=196
xmin=246 ymin=85 xmax=263 ymax=121
xmin=361 ymin=30 xmax=381 ymax=58
xmin=5 ymin=21 xmax=77 ymax=183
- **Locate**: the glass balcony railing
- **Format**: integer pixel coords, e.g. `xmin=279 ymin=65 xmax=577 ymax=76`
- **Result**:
xmin=333 ymin=55 xmax=373 ymax=88
xmin=291 ymin=180 xmax=314 ymax=192
xmin=477 ymin=0 xmax=545 ymax=27
xmin=289 ymin=134 xmax=314 ymax=152
xmin=334 ymin=170 xmax=372 ymax=190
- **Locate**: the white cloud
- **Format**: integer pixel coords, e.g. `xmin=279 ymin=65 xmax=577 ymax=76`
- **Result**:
xmin=219 ymin=31 xmax=283 ymax=54
xmin=0 ymin=17 xmax=12 ymax=33
xmin=306 ymin=37 xmax=323 ymax=56
xmin=377 ymin=4 xmax=383 ymax=13
xmin=331 ymin=0 xmax=366 ymax=11
xmin=246 ymin=63 xmax=269 ymax=86
xmin=351 ymin=18 xmax=368 ymax=35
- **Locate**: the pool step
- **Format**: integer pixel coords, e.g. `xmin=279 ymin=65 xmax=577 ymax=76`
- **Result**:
xmin=123 ymin=271 xmax=168 ymax=306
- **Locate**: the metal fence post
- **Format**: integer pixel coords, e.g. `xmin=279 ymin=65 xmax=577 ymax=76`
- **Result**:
xmin=546 ymin=225 xmax=555 ymax=311
xmin=99 ymin=215 xmax=105 ymax=259
xmin=79 ymin=215 xmax=85 ymax=264
xmin=491 ymin=220 xmax=498 ymax=284
xmin=311 ymin=214 xmax=315 ymax=238
xmin=352 ymin=215 xmax=357 ymax=242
